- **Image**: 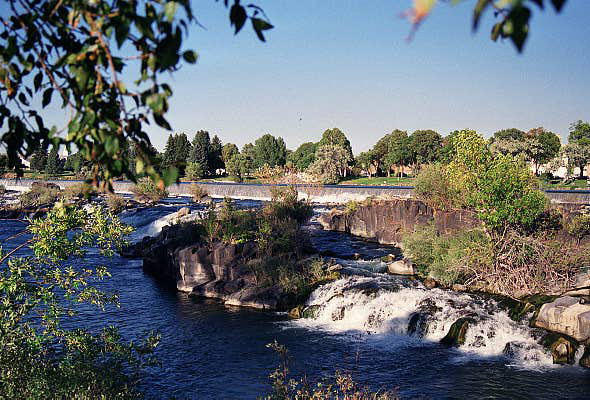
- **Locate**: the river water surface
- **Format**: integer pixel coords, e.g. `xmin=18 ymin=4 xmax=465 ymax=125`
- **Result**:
xmin=2 ymin=200 xmax=589 ymax=399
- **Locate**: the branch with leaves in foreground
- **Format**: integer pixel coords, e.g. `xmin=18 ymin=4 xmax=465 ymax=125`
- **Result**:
xmin=0 ymin=204 xmax=159 ymax=399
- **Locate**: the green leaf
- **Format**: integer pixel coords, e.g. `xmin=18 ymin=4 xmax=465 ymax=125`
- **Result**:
xmin=164 ymin=1 xmax=179 ymax=23
xmin=154 ymin=113 xmax=171 ymax=130
xmin=473 ymin=0 xmax=493 ymax=31
xmin=33 ymin=72 xmax=42 ymax=91
xmin=230 ymin=3 xmax=247 ymax=34
xmin=550 ymin=0 xmax=566 ymax=12
xmin=115 ymin=20 xmax=131 ymax=48
xmin=251 ymin=17 xmax=273 ymax=42
xmin=42 ymin=88 xmax=53 ymax=107
xmin=182 ymin=50 xmax=198 ymax=63
xmin=491 ymin=22 xmax=503 ymax=41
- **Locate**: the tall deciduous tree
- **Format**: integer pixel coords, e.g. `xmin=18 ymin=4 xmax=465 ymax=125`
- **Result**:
xmin=221 ymin=143 xmax=240 ymax=166
xmin=409 ymin=129 xmax=442 ymax=166
xmin=525 ymin=127 xmax=561 ymax=175
xmin=318 ymin=128 xmax=353 ymax=166
xmin=566 ymin=120 xmax=590 ymax=178
xmin=289 ymin=142 xmax=317 ymax=171
xmin=30 ymin=147 xmax=48 ymax=172
xmin=253 ymin=134 xmax=287 ymax=168
xmin=385 ymin=130 xmax=412 ymax=178
xmin=308 ymin=145 xmax=349 ymax=184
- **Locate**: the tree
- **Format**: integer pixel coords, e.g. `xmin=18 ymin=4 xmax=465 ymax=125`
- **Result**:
xmin=185 ymin=162 xmax=204 ymax=181
xmin=189 ymin=130 xmax=211 ymax=175
xmin=525 ymin=127 xmax=561 ymax=175
xmin=567 ymin=120 xmax=590 ymax=178
xmin=222 ymin=143 xmax=240 ymax=166
xmin=308 ymin=145 xmax=349 ymax=184
xmin=225 ymin=153 xmax=249 ymax=182
xmin=162 ymin=133 xmax=191 ymax=175
xmin=317 ymin=128 xmax=353 ymax=168
xmin=355 ymin=151 xmax=377 ymax=177
xmin=45 ymin=145 xmax=61 ymax=176
xmin=409 ymin=129 xmax=442 ymax=166
xmin=384 ymin=130 xmax=412 ymax=178
xmin=288 ymin=142 xmax=317 ymax=171
xmin=30 ymin=147 xmax=48 ymax=172
xmin=209 ymin=135 xmax=224 ymax=174
xmin=439 ymin=130 xmax=461 ymax=164
xmin=241 ymin=143 xmax=256 ymax=175
xmin=253 ymin=134 xmax=287 ymax=168
xmin=0 ymin=1 xmax=273 ymax=189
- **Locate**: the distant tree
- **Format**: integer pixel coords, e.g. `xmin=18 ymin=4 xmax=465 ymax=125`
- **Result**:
xmin=355 ymin=151 xmax=377 ymax=177
xmin=241 ymin=143 xmax=257 ymax=175
xmin=491 ymin=128 xmax=526 ymax=142
xmin=289 ymin=142 xmax=317 ymax=171
xmin=409 ymin=129 xmax=442 ymax=166
xmin=185 ymin=162 xmax=204 ymax=181
xmin=189 ymin=131 xmax=211 ymax=175
xmin=371 ymin=133 xmax=394 ymax=175
xmin=525 ymin=127 xmax=561 ymax=175
xmin=162 ymin=133 xmax=191 ymax=175
xmin=222 ymin=143 xmax=239 ymax=166
xmin=45 ymin=145 xmax=61 ymax=176
xmin=308 ymin=145 xmax=349 ymax=184
xmin=318 ymin=128 xmax=354 ymax=166
xmin=209 ymin=135 xmax=224 ymax=174
xmin=253 ymin=134 xmax=287 ymax=167
xmin=566 ymin=121 xmax=590 ymax=178
xmin=489 ymin=128 xmax=528 ymax=159
xmin=30 ymin=147 xmax=48 ymax=172
xmin=440 ymin=130 xmax=460 ymax=164
xmin=225 ymin=154 xmax=249 ymax=182
xmin=385 ymin=130 xmax=412 ymax=178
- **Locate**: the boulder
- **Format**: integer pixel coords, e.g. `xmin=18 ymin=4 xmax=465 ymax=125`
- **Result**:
xmin=175 ymin=245 xmax=215 ymax=292
xmin=424 ymin=277 xmax=437 ymax=289
xmin=440 ymin=317 xmax=474 ymax=347
xmin=566 ymin=271 xmax=590 ymax=296
xmin=535 ymin=296 xmax=590 ymax=342
xmin=579 ymin=346 xmax=590 ymax=369
xmin=387 ymin=259 xmax=416 ymax=275
xmin=224 ymin=285 xmax=281 ymax=310
xmin=176 ymin=207 xmax=190 ymax=218
xmin=541 ymin=333 xmax=578 ymax=365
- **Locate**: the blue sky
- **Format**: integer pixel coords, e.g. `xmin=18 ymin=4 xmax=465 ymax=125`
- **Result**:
xmin=152 ymin=0 xmax=589 ymax=154
xmin=4 ymin=1 xmax=589 ymax=155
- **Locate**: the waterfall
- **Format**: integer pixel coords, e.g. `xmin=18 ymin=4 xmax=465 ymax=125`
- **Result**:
xmin=292 ymin=275 xmax=556 ymax=368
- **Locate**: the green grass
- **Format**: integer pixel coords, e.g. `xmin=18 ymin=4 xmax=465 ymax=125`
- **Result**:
xmin=338 ymin=176 xmax=416 ymax=186
xmin=539 ymin=178 xmax=590 ymax=190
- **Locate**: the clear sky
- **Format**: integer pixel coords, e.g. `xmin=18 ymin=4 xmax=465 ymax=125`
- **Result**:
xmin=150 ymin=0 xmax=589 ymax=154
xmin=4 ymin=1 xmax=589 ymax=155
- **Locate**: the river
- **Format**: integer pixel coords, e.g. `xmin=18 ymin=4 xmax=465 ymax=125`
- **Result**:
xmin=2 ymin=200 xmax=589 ymax=399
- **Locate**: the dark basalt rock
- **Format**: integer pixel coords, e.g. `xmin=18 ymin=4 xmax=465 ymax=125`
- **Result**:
xmin=440 ymin=317 xmax=475 ymax=347
xmin=540 ymin=333 xmax=579 ymax=365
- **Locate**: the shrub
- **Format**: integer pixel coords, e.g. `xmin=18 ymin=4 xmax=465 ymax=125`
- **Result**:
xmin=130 ymin=178 xmax=168 ymax=204
xmin=344 ymin=200 xmax=359 ymax=214
xmin=61 ymin=182 xmax=97 ymax=201
xmin=567 ymin=213 xmax=590 ymax=241
xmin=266 ymin=185 xmax=312 ymax=225
xmin=413 ymin=163 xmax=462 ymax=210
xmin=189 ymin=184 xmax=209 ymax=202
xmin=106 ymin=193 xmax=126 ymax=213
xmin=185 ymin=162 xmax=204 ymax=181
xmin=19 ymin=183 xmax=61 ymax=208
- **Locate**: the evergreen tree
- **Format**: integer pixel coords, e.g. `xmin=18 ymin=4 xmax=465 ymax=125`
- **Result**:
xmin=241 ymin=143 xmax=256 ymax=175
xmin=253 ymin=134 xmax=287 ymax=168
xmin=209 ymin=135 xmax=224 ymax=174
xmin=190 ymin=131 xmax=211 ymax=175
xmin=30 ymin=147 xmax=48 ymax=172
xmin=162 ymin=133 xmax=191 ymax=175
xmin=45 ymin=145 xmax=61 ymax=176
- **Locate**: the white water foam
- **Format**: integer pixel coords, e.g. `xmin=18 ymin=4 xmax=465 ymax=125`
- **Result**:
xmin=292 ymin=276 xmax=554 ymax=368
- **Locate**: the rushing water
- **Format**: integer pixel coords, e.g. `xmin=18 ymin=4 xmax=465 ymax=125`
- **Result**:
xmin=2 ymin=201 xmax=590 ymax=399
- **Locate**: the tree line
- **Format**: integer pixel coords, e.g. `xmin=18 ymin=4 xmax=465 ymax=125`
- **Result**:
xmin=17 ymin=120 xmax=590 ymax=184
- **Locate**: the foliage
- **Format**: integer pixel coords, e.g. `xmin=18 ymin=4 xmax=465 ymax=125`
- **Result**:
xmin=61 ymin=182 xmax=97 ymax=201
xmin=162 ymin=133 xmax=191 ymax=176
xmin=317 ymin=128 xmax=354 ymax=164
xmin=221 ymin=143 xmax=240 ymax=165
xmin=30 ymin=147 xmax=48 ymax=172
xmin=567 ymin=213 xmax=590 ymax=242
xmin=0 ymin=205 xmax=158 ymax=398
xmin=406 ymin=0 xmax=568 ymax=52
xmin=308 ymin=145 xmax=350 ymax=184
xmin=413 ymin=163 xmax=462 ymax=211
xmin=209 ymin=135 xmax=224 ymax=173
xmin=19 ymin=182 xmax=61 ymax=208
xmin=525 ymin=127 xmax=561 ymax=175
xmin=189 ymin=184 xmax=209 ymax=203
xmin=267 ymin=185 xmax=312 ymax=225
xmin=288 ymin=142 xmax=318 ymax=171
xmin=384 ymin=130 xmax=412 ymax=177
xmin=130 ymin=178 xmax=168 ymax=204
xmin=408 ymin=129 xmax=442 ymax=165
xmin=0 ymin=0 xmax=272 ymax=188
xmin=106 ymin=193 xmax=126 ymax=213
xmin=263 ymin=340 xmax=397 ymax=400
xmin=566 ymin=120 xmax=590 ymax=178
xmin=448 ymin=130 xmax=547 ymax=231
xmin=185 ymin=161 xmax=205 ymax=181
xmin=203 ymin=197 xmax=257 ymax=245
xmin=0 ymin=184 xmax=5 ymax=196
xmin=45 ymin=145 xmax=61 ymax=176
xmin=344 ymin=200 xmax=359 ymax=215
xmin=189 ymin=130 xmax=211 ymax=176
xmin=225 ymin=153 xmax=249 ymax=182
xmin=254 ymin=134 xmax=287 ymax=168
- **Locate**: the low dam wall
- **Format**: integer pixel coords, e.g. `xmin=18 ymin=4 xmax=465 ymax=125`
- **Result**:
xmin=1 ymin=179 xmax=590 ymax=204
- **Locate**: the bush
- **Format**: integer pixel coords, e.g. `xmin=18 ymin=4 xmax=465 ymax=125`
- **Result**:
xmin=344 ymin=200 xmax=359 ymax=214
xmin=413 ymin=163 xmax=462 ymax=210
xmin=185 ymin=162 xmax=204 ymax=181
xmin=567 ymin=213 xmax=590 ymax=241
xmin=267 ymin=185 xmax=312 ymax=225
xmin=189 ymin=184 xmax=209 ymax=202
xmin=106 ymin=193 xmax=126 ymax=213
xmin=19 ymin=183 xmax=61 ymax=208
xmin=130 ymin=178 xmax=168 ymax=204
xmin=61 ymin=182 xmax=97 ymax=201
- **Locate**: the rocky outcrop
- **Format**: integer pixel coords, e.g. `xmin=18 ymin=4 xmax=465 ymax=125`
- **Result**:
xmin=318 ymin=199 xmax=480 ymax=245
xmin=534 ymin=296 xmax=590 ymax=342
xmin=126 ymin=223 xmax=288 ymax=310
xmin=387 ymin=259 xmax=416 ymax=275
